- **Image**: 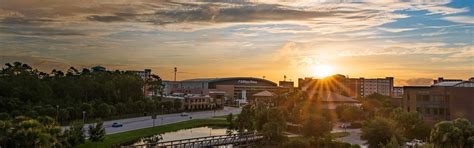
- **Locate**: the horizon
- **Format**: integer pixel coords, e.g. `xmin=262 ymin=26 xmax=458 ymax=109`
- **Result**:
xmin=1 ymin=0 xmax=473 ymax=86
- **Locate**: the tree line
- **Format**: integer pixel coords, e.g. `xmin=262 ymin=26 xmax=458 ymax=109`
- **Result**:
xmin=0 ymin=62 xmax=185 ymax=124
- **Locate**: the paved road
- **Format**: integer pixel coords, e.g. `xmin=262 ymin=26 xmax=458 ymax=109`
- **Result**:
xmin=76 ymin=107 xmax=241 ymax=135
xmin=332 ymin=123 xmax=368 ymax=148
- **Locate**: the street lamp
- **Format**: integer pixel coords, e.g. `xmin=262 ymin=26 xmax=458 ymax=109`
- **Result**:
xmin=56 ymin=105 xmax=59 ymax=123
xmin=82 ymin=111 xmax=86 ymax=124
xmin=161 ymin=104 xmax=164 ymax=124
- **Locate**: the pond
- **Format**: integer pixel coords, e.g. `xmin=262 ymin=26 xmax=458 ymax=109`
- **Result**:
xmin=129 ymin=126 xmax=235 ymax=147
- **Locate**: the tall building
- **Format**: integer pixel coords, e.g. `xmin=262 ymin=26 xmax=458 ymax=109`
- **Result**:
xmin=298 ymin=75 xmax=394 ymax=98
xmin=403 ymin=79 xmax=474 ymax=123
xmin=360 ymin=77 xmax=394 ymax=97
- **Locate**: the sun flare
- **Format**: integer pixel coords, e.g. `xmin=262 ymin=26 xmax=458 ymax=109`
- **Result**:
xmin=311 ymin=64 xmax=335 ymax=78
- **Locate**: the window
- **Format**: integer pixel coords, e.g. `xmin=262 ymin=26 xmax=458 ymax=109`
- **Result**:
xmin=417 ymin=107 xmax=422 ymax=113
xmin=425 ymin=108 xmax=431 ymax=114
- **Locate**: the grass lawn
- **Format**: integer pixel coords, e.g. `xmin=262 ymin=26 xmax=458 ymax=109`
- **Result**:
xmin=330 ymin=132 xmax=350 ymax=138
xmin=76 ymin=118 xmax=229 ymax=148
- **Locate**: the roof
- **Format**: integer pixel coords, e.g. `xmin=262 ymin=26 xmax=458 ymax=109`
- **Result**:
xmin=432 ymin=81 xmax=463 ymax=87
xmin=181 ymin=77 xmax=277 ymax=86
xmin=253 ymin=90 xmax=275 ymax=97
xmin=319 ymin=92 xmax=359 ymax=103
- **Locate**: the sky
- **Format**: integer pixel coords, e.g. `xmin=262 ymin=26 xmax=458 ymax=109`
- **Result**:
xmin=0 ymin=0 xmax=473 ymax=86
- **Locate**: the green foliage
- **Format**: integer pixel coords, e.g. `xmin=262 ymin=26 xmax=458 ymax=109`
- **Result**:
xmin=430 ymin=118 xmax=474 ymax=148
xmin=262 ymin=122 xmax=287 ymax=144
xmin=314 ymin=136 xmax=358 ymax=148
xmin=0 ymin=116 xmax=65 ymax=147
xmin=235 ymin=105 xmax=256 ymax=133
xmin=281 ymin=138 xmax=311 ymax=148
xmin=336 ymin=104 xmax=363 ymax=122
xmin=0 ymin=62 xmax=167 ymax=124
xmin=391 ymin=108 xmax=431 ymax=140
xmin=382 ymin=136 xmax=400 ymax=148
xmin=302 ymin=115 xmax=333 ymax=139
xmin=64 ymin=122 xmax=86 ymax=146
xmin=88 ymin=120 xmax=106 ymax=142
xmin=361 ymin=117 xmax=405 ymax=148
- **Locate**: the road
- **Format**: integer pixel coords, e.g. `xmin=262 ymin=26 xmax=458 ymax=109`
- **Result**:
xmin=81 ymin=107 xmax=241 ymax=135
xmin=332 ymin=123 xmax=368 ymax=148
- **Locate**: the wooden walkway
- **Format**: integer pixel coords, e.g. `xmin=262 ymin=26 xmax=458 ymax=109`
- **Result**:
xmin=130 ymin=132 xmax=263 ymax=148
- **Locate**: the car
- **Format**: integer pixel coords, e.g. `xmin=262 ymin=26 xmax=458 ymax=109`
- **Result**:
xmin=111 ymin=122 xmax=123 ymax=127
xmin=180 ymin=112 xmax=189 ymax=116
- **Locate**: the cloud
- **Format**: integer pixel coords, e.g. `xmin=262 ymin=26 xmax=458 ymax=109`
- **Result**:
xmin=378 ymin=27 xmax=416 ymax=33
xmin=443 ymin=16 xmax=474 ymax=24
xmin=395 ymin=78 xmax=433 ymax=86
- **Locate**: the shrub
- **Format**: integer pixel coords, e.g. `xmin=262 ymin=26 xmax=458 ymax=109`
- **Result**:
xmin=281 ymin=138 xmax=311 ymax=148
xmin=349 ymin=122 xmax=362 ymax=129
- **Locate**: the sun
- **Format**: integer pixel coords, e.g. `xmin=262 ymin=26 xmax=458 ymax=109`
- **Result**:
xmin=311 ymin=64 xmax=335 ymax=78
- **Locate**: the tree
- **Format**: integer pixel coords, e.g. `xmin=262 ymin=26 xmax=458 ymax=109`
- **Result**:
xmin=96 ymin=103 xmax=112 ymax=118
xmin=258 ymin=107 xmax=287 ymax=144
xmin=391 ymin=108 xmax=431 ymax=140
xmin=6 ymin=116 xmax=63 ymax=147
xmin=430 ymin=118 xmax=474 ymax=148
xmin=336 ymin=105 xmax=363 ymax=122
xmin=226 ymin=113 xmax=235 ymax=135
xmin=361 ymin=117 xmax=404 ymax=148
xmin=281 ymin=138 xmax=311 ymax=148
xmin=64 ymin=122 xmax=85 ymax=146
xmin=235 ymin=105 xmax=255 ymax=133
xmin=302 ymin=115 xmax=333 ymax=139
xmin=88 ymin=120 xmax=105 ymax=142
xmin=262 ymin=122 xmax=287 ymax=144
xmin=382 ymin=136 xmax=400 ymax=148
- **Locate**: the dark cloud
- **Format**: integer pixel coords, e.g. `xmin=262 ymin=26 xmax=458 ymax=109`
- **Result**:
xmin=87 ymin=15 xmax=125 ymax=22
xmin=0 ymin=25 xmax=85 ymax=36
xmin=83 ymin=3 xmax=336 ymax=25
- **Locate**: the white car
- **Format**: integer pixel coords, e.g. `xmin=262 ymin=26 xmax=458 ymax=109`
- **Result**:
xmin=180 ymin=112 xmax=189 ymax=116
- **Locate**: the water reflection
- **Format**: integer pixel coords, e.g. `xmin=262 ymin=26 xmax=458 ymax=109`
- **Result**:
xmin=131 ymin=126 xmax=233 ymax=146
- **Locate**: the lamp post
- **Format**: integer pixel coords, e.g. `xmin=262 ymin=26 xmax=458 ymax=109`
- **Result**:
xmin=82 ymin=111 xmax=86 ymax=124
xmin=161 ymin=104 xmax=164 ymax=124
xmin=56 ymin=105 xmax=59 ymax=123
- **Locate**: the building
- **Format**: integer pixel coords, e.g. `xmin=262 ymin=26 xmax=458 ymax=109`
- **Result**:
xmin=361 ymin=77 xmax=394 ymax=97
xmin=278 ymin=80 xmax=295 ymax=93
xmin=298 ymin=75 xmax=394 ymax=98
xmin=433 ymin=77 xmax=462 ymax=84
xmin=318 ymin=92 xmax=360 ymax=110
xmin=163 ymin=77 xmax=278 ymax=105
xmin=162 ymin=94 xmax=224 ymax=110
xmin=251 ymin=90 xmax=276 ymax=106
xmin=402 ymin=80 xmax=474 ymax=123
xmin=127 ymin=69 xmax=152 ymax=80
xmin=393 ymin=87 xmax=404 ymax=98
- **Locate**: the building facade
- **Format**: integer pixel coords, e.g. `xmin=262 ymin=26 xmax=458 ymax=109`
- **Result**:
xmin=402 ymin=80 xmax=474 ymax=123
xmin=163 ymin=77 xmax=278 ymax=105
xmin=298 ymin=75 xmax=394 ymax=98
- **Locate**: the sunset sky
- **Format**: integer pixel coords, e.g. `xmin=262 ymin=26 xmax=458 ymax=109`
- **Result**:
xmin=0 ymin=0 xmax=473 ymax=86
